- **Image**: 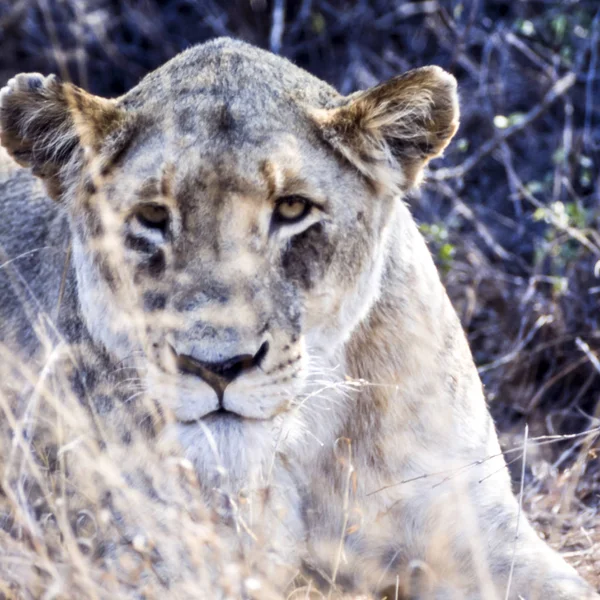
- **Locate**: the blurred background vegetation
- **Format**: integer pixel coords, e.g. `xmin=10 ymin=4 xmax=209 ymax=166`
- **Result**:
xmin=1 ymin=0 xmax=599 ymax=580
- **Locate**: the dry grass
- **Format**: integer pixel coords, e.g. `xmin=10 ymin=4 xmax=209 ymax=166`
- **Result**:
xmin=0 ymin=333 xmax=295 ymax=599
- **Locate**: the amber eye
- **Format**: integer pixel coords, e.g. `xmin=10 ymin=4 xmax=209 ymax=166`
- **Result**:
xmin=273 ymin=196 xmax=311 ymax=224
xmin=134 ymin=203 xmax=170 ymax=233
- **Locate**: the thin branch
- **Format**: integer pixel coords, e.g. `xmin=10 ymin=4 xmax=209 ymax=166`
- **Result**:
xmin=478 ymin=315 xmax=554 ymax=374
xmin=431 ymin=72 xmax=577 ymax=181
xmin=270 ymin=0 xmax=286 ymax=54
xmin=583 ymin=9 xmax=600 ymax=151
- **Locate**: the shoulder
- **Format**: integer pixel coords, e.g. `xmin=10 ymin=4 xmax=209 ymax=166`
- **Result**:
xmin=0 ymin=145 xmax=19 ymax=179
xmin=0 ymin=154 xmax=57 ymax=245
xmin=0 ymin=154 xmax=70 ymax=339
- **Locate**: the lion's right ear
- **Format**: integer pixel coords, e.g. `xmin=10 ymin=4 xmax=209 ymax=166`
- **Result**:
xmin=0 ymin=73 xmax=125 ymax=199
xmin=311 ymin=66 xmax=459 ymax=192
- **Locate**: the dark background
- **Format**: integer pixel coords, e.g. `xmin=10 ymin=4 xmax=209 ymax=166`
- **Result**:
xmin=1 ymin=0 xmax=599 ymax=577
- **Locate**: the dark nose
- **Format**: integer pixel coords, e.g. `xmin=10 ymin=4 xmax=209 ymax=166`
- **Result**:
xmin=171 ymin=342 xmax=269 ymax=402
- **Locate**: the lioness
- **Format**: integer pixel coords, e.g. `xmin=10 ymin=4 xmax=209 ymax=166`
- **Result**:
xmin=0 ymin=38 xmax=597 ymax=599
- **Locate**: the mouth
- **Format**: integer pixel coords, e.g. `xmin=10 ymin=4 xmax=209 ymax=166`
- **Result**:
xmin=176 ymin=406 xmax=271 ymax=425
xmin=177 ymin=406 xmax=233 ymax=423
xmin=167 ymin=342 xmax=269 ymax=403
xmin=151 ymin=343 xmax=294 ymax=422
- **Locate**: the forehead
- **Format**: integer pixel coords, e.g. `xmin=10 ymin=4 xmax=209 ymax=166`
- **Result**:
xmin=108 ymin=40 xmax=342 ymax=199
xmin=119 ymin=39 xmax=338 ymax=133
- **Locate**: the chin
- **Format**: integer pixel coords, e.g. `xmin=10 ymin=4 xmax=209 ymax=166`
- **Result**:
xmin=166 ymin=412 xmax=282 ymax=493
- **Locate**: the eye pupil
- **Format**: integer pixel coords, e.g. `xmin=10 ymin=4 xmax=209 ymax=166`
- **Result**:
xmin=275 ymin=196 xmax=310 ymax=222
xmin=135 ymin=204 xmax=169 ymax=231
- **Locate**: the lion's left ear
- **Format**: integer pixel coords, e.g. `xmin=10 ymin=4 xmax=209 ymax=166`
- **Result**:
xmin=0 ymin=73 xmax=125 ymax=199
xmin=312 ymin=66 xmax=459 ymax=191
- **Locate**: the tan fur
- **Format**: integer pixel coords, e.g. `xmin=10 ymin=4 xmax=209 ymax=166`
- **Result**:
xmin=0 ymin=38 xmax=597 ymax=599
xmin=311 ymin=66 xmax=459 ymax=191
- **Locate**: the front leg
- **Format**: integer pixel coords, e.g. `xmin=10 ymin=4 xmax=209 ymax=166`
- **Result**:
xmin=375 ymin=474 xmax=599 ymax=600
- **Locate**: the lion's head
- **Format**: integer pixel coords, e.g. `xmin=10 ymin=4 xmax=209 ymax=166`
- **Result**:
xmin=0 ymin=38 xmax=458 ymax=482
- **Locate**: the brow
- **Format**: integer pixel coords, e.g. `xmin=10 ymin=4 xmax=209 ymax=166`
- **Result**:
xmin=137 ymin=178 xmax=161 ymax=200
xmin=259 ymin=159 xmax=278 ymax=199
xmin=260 ymin=160 xmax=325 ymax=206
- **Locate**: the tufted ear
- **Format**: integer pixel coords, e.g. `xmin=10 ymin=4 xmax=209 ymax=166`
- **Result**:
xmin=312 ymin=66 xmax=459 ymax=191
xmin=0 ymin=73 xmax=125 ymax=199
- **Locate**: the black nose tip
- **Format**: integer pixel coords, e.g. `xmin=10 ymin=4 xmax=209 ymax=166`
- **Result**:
xmin=198 ymin=341 xmax=269 ymax=381
xmin=171 ymin=341 xmax=269 ymax=402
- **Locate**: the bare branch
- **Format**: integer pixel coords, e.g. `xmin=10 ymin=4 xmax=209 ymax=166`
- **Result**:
xmin=431 ymin=72 xmax=577 ymax=181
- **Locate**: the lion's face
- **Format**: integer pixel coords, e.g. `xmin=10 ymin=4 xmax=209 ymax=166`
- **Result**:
xmin=72 ymin=103 xmax=394 ymax=428
xmin=0 ymin=38 xmax=458 ymax=477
